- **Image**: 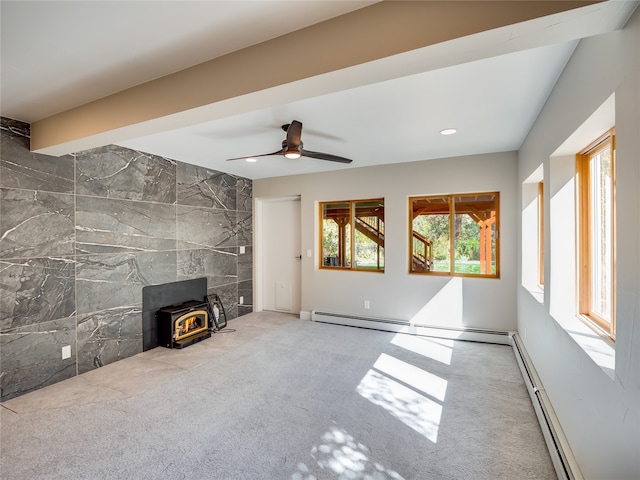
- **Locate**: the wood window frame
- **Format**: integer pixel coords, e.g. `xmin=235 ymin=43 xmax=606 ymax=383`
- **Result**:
xmin=538 ymin=181 xmax=544 ymax=287
xmin=409 ymin=192 xmax=500 ymax=278
xmin=319 ymin=198 xmax=385 ymax=272
xmin=576 ymin=128 xmax=616 ymax=341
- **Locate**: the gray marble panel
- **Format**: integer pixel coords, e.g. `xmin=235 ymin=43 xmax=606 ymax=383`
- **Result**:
xmin=0 ymin=118 xmax=75 ymax=193
xmin=78 ymin=338 xmax=141 ymax=376
xmin=77 ymin=305 xmax=143 ymax=374
xmin=0 ymin=317 xmax=76 ymax=401
xmin=177 ymin=162 xmax=236 ymax=209
xmin=238 ymin=279 xmax=253 ymax=317
xmin=236 ymin=177 xmax=253 ymax=212
xmin=237 ymin=304 xmax=253 ymax=318
xmin=76 ymin=251 xmax=177 ymax=314
xmin=177 ymin=247 xmax=237 ymax=288
xmin=176 ymin=205 xmax=237 ymax=248
xmin=76 ymin=145 xmax=176 ymax=204
xmin=76 ymin=195 xmax=176 ymax=254
xmin=0 ymin=257 xmax=76 ymax=331
xmin=0 ymin=188 xmax=75 ymax=259
xmin=237 ymin=211 xmax=253 ymax=246
xmin=208 ymin=283 xmax=237 ymax=321
xmin=238 ymin=245 xmax=253 ymax=282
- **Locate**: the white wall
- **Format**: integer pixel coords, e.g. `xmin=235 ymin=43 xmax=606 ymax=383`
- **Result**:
xmin=254 ymin=9 xmax=639 ymax=477
xmin=517 ymin=8 xmax=639 ymax=479
xmin=255 ymin=151 xmax=518 ymax=332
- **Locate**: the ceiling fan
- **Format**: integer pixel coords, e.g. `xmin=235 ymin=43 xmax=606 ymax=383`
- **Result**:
xmin=226 ymin=120 xmax=352 ymax=164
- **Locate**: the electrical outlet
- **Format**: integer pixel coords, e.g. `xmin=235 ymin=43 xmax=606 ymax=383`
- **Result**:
xmin=239 ymin=296 xmax=244 ymax=305
xmin=61 ymin=345 xmax=71 ymax=360
xmin=306 ymin=249 xmax=312 ymax=257
xmin=239 ymin=246 xmax=245 ymax=254
xmin=364 ymin=300 xmax=370 ymax=309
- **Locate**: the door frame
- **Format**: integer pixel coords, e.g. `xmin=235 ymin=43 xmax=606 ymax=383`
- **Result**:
xmin=254 ymin=195 xmax=301 ymax=313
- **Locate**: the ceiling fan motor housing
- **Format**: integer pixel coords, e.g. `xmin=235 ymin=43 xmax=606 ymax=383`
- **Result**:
xmin=283 ymin=140 xmax=302 ymax=158
xmin=226 ymin=119 xmax=352 ymax=163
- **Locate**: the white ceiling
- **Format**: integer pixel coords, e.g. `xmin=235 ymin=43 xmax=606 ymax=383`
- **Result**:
xmin=1 ymin=1 xmax=637 ymax=180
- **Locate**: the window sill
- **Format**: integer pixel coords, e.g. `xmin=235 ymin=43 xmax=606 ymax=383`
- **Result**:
xmin=524 ymin=285 xmax=544 ymax=304
xmin=553 ymin=312 xmax=615 ymax=380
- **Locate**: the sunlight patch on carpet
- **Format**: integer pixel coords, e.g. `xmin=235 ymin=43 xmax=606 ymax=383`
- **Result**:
xmin=356 ymin=354 xmax=446 ymax=443
xmin=373 ymin=353 xmax=447 ymax=402
xmin=291 ymin=425 xmax=405 ymax=480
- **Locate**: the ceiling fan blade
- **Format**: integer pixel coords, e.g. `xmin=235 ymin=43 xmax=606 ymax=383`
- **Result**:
xmin=300 ymin=149 xmax=353 ymax=164
xmin=225 ymin=150 xmax=283 ymax=161
xmin=225 ymin=120 xmax=351 ymax=164
xmin=286 ymin=120 xmax=303 ymax=147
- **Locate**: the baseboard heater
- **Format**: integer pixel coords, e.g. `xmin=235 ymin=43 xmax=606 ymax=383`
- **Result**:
xmin=311 ymin=311 xmax=511 ymax=345
xmin=511 ymin=333 xmax=583 ymax=480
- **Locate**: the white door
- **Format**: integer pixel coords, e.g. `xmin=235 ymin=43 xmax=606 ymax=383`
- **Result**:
xmin=260 ymin=197 xmax=301 ymax=313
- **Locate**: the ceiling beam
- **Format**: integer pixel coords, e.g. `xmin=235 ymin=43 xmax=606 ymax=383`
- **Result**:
xmin=30 ymin=1 xmax=600 ymax=156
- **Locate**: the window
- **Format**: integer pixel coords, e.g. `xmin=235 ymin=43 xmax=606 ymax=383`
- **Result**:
xmin=577 ymin=129 xmax=615 ymax=340
xmin=410 ymin=192 xmax=499 ymax=277
xmin=320 ymin=199 xmax=384 ymax=272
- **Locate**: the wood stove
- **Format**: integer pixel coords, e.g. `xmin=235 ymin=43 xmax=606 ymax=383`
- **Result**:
xmin=157 ymin=300 xmax=211 ymax=348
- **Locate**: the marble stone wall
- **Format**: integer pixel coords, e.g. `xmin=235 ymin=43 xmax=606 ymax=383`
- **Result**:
xmin=0 ymin=117 xmax=253 ymax=401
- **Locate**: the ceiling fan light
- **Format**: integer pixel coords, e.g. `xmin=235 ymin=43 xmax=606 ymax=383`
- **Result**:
xmin=440 ymin=128 xmax=457 ymax=135
xmin=246 ymin=157 xmax=257 ymax=162
xmin=284 ymin=150 xmax=301 ymax=159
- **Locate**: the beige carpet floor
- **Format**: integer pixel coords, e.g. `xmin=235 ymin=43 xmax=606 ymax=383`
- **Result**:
xmin=1 ymin=311 xmax=556 ymax=479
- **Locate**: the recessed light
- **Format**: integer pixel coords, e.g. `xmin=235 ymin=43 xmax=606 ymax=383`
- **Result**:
xmin=246 ymin=157 xmax=257 ymax=163
xmin=440 ymin=128 xmax=457 ymax=135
